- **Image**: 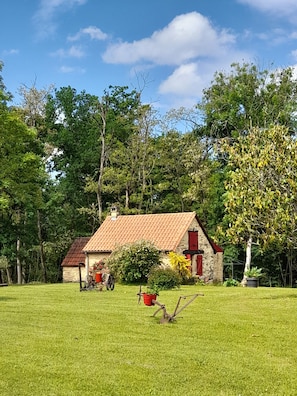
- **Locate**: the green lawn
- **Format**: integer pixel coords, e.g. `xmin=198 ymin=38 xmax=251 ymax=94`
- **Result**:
xmin=1 ymin=283 xmax=297 ymax=395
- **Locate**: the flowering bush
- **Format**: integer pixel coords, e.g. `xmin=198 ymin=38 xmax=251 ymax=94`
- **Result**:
xmin=168 ymin=251 xmax=191 ymax=282
xmin=93 ymin=261 xmax=105 ymax=271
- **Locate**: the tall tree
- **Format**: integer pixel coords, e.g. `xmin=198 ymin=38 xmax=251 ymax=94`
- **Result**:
xmin=101 ymin=104 xmax=158 ymax=213
xmin=0 ymin=61 xmax=12 ymax=108
xmin=0 ymin=109 xmax=44 ymax=283
xmin=83 ymin=86 xmax=142 ymax=220
xmin=219 ymin=125 xmax=297 ymax=278
xmin=153 ymin=131 xmax=195 ymax=213
xmin=18 ymin=81 xmax=54 ymax=131
xmin=198 ymin=62 xmax=297 ymax=139
xmin=16 ymin=82 xmax=55 ymax=282
xmin=45 ymin=87 xmax=100 ymax=233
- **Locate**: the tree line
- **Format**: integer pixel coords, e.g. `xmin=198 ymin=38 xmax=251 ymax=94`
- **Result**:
xmin=1 ymin=60 xmax=297 ymax=286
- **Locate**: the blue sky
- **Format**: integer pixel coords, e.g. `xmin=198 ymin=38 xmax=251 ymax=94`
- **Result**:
xmin=1 ymin=0 xmax=297 ymax=111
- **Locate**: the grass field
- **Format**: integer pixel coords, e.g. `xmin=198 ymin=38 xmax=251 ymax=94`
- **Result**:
xmin=1 ymin=283 xmax=297 ymax=396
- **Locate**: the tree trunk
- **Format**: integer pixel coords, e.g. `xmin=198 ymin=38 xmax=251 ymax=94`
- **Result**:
xmin=243 ymin=236 xmax=252 ymax=279
xmin=37 ymin=209 xmax=47 ymax=283
xmin=96 ymin=105 xmax=106 ymax=224
xmin=125 ymin=185 xmax=129 ymax=209
xmin=288 ymin=249 xmax=293 ymax=288
xmin=16 ymin=237 xmax=22 ymax=284
xmin=6 ymin=267 xmax=12 ymax=284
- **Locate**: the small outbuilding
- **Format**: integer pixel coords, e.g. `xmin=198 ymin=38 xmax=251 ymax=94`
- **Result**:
xmin=61 ymin=237 xmax=90 ymax=282
xmin=82 ymin=210 xmax=223 ymax=283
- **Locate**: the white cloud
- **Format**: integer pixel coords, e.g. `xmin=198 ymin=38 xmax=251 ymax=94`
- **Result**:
xmin=237 ymin=0 xmax=297 ymax=21
xmin=102 ymin=12 xmax=251 ymax=108
xmin=2 ymin=49 xmax=19 ymax=56
xmin=291 ymin=64 xmax=297 ymax=79
xmin=158 ymin=57 xmax=242 ymax=108
xmin=59 ymin=65 xmax=86 ymax=74
xmin=159 ymin=63 xmax=203 ymax=96
xmin=291 ymin=51 xmax=297 ymax=61
xmin=102 ymin=12 xmax=235 ymax=66
xmin=68 ymin=26 xmax=108 ymax=41
xmin=50 ymin=45 xmax=85 ymax=58
xmin=242 ymin=27 xmax=297 ymax=47
xmin=33 ymin=0 xmax=87 ymax=39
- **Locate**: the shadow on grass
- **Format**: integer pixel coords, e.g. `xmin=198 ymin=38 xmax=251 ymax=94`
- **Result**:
xmin=262 ymin=294 xmax=297 ymax=300
xmin=0 ymin=296 xmax=16 ymax=301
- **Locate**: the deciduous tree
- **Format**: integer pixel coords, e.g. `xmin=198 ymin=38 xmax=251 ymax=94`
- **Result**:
xmin=220 ymin=125 xmax=297 ymax=278
xmin=199 ymin=62 xmax=297 ymax=139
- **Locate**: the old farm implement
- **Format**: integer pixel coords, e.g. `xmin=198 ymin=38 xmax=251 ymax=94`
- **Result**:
xmin=78 ymin=263 xmax=115 ymax=292
xmin=137 ymin=286 xmax=203 ymax=324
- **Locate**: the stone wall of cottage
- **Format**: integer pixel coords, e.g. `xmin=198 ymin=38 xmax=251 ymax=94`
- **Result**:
xmin=175 ymin=218 xmax=223 ymax=282
xmin=63 ymin=267 xmax=86 ymax=282
xmin=63 ymin=253 xmax=111 ymax=282
xmin=87 ymin=253 xmax=110 ymax=268
xmin=213 ymin=252 xmax=223 ymax=282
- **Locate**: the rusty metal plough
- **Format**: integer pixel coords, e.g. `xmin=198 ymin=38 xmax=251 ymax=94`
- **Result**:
xmin=137 ymin=285 xmax=203 ymax=324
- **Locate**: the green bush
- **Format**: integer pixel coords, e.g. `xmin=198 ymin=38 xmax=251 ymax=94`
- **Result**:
xmin=223 ymin=278 xmax=239 ymax=287
xmin=147 ymin=266 xmax=182 ymax=290
xmin=106 ymin=240 xmax=161 ymax=284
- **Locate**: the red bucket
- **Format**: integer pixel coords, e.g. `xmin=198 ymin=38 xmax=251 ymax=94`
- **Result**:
xmin=143 ymin=293 xmax=157 ymax=306
xmin=95 ymin=272 xmax=102 ymax=283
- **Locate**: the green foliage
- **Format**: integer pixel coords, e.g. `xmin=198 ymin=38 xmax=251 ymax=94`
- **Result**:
xmin=106 ymin=240 xmax=161 ymax=283
xmin=0 ymin=110 xmax=43 ymax=211
xmin=168 ymin=251 xmax=191 ymax=282
xmin=220 ymin=125 xmax=297 ymax=250
xmin=0 ymin=61 xmax=12 ymax=108
xmin=223 ymin=278 xmax=239 ymax=287
xmin=152 ymin=131 xmax=194 ymax=213
xmin=0 ymin=255 xmax=8 ymax=269
xmin=199 ymin=62 xmax=297 ymax=138
xmin=244 ymin=266 xmax=263 ymax=278
xmin=102 ymin=104 xmax=157 ymax=214
xmin=145 ymin=284 xmax=160 ymax=295
xmin=147 ymin=266 xmax=182 ymax=290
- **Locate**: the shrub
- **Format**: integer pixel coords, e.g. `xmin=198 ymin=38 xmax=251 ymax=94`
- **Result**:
xmin=223 ymin=278 xmax=239 ymax=287
xmin=244 ymin=266 xmax=263 ymax=278
xmin=168 ymin=251 xmax=191 ymax=283
xmin=147 ymin=266 xmax=182 ymax=290
xmin=106 ymin=240 xmax=161 ymax=284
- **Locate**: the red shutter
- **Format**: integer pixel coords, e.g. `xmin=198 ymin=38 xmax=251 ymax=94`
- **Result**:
xmin=196 ymin=255 xmax=203 ymax=276
xmin=188 ymin=231 xmax=198 ymax=250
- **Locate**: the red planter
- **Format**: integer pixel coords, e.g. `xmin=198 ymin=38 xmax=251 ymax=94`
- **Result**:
xmin=95 ymin=272 xmax=102 ymax=283
xmin=143 ymin=293 xmax=157 ymax=306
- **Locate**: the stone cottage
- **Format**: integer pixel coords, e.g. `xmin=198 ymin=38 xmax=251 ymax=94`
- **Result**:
xmin=81 ymin=210 xmax=223 ymax=283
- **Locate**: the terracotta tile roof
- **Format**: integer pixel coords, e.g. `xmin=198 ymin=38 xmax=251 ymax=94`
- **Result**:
xmin=61 ymin=237 xmax=90 ymax=267
xmin=83 ymin=212 xmax=197 ymax=253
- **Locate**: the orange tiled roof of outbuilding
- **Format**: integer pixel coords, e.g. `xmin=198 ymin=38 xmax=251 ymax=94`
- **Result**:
xmin=61 ymin=237 xmax=90 ymax=267
xmin=83 ymin=212 xmax=197 ymax=253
